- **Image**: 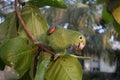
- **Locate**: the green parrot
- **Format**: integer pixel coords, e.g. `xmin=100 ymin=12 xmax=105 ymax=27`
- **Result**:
xmin=40 ymin=26 xmax=86 ymax=55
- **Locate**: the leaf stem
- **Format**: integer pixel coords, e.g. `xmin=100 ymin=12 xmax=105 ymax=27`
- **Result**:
xmin=14 ymin=0 xmax=55 ymax=56
xmin=70 ymin=54 xmax=92 ymax=60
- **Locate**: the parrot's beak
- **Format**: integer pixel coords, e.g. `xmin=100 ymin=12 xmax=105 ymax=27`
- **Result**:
xmin=75 ymin=42 xmax=85 ymax=51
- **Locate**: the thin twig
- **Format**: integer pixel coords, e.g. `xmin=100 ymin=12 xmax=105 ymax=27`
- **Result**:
xmin=70 ymin=54 xmax=92 ymax=60
xmin=14 ymin=0 xmax=55 ymax=56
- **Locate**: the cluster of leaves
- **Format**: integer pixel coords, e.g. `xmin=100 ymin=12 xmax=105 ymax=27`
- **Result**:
xmin=0 ymin=0 xmax=83 ymax=80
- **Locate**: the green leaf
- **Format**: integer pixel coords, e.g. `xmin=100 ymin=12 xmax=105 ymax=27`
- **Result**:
xmin=28 ymin=0 xmax=67 ymax=8
xmin=0 ymin=37 xmax=37 ymax=78
xmin=102 ymin=6 xmax=114 ymax=23
xmin=34 ymin=55 xmax=51 ymax=80
xmin=18 ymin=3 xmax=48 ymax=40
xmin=0 ymin=12 xmax=17 ymax=48
xmin=45 ymin=56 xmax=83 ymax=80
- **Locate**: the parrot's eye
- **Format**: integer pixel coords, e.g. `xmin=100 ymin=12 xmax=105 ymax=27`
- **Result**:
xmin=79 ymin=36 xmax=82 ymax=40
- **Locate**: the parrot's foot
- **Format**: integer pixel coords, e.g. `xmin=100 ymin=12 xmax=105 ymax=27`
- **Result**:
xmin=53 ymin=54 xmax=61 ymax=60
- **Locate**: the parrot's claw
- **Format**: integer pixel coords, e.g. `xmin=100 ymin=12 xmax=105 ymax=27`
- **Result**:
xmin=53 ymin=54 xmax=61 ymax=60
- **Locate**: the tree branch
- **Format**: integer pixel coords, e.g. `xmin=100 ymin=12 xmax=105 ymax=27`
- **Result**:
xmin=14 ymin=0 xmax=55 ymax=56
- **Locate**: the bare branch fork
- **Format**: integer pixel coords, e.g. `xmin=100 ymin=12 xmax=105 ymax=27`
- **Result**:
xmin=14 ymin=0 xmax=55 ymax=56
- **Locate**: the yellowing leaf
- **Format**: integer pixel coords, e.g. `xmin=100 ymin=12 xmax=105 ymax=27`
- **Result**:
xmin=112 ymin=6 xmax=120 ymax=24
